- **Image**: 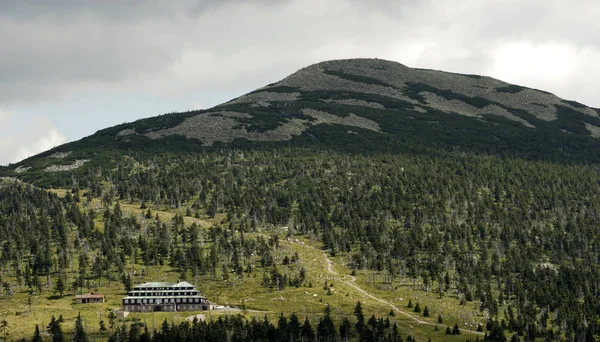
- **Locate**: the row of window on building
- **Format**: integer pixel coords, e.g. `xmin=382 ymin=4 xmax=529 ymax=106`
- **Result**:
xmin=129 ymin=291 xmax=198 ymax=297
xmin=126 ymin=304 xmax=202 ymax=312
xmin=124 ymin=298 xmax=204 ymax=305
xmin=136 ymin=287 xmax=194 ymax=291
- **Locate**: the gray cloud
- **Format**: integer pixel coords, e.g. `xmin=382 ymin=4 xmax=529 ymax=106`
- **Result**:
xmin=1 ymin=0 xmax=598 ymax=105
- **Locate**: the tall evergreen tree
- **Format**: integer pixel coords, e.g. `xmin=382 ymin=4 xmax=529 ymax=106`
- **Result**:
xmin=73 ymin=312 xmax=89 ymax=342
xmin=301 ymin=317 xmax=315 ymax=342
xmin=317 ymin=305 xmax=337 ymax=342
xmin=32 ymin=324 xmax=42 ymax=342
xmin=47 ymin=316 xmax=64 ymax=342
xmin=354 ymin=301 xmax=365 ymax=334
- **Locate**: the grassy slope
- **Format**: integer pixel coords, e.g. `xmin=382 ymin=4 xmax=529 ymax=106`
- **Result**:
xmin=0 ymin=190 xmax=485 ymax=341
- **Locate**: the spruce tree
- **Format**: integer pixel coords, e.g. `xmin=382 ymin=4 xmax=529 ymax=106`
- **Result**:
xmin=55 ymin=275 xmax=65 ymax=297
xmin=47 ymin=316 xmax=64 ymax=342
xmin=99 ymin=320 xmax=107 ymax=335
xmin=32 ymin=324 xmax=42 ymax=342
xmin=340 ymin=317 xmax=351 ymax=341
xmin=317 ymin=305 xmax=337 ymax=341
xmin=73 ymin=312 xmax=89 ymax=342
xmin=128 ymin=323 xmax=140 ymax=342
xmin=288 ymin=313 xmax=301 ymax=341
xmin=301 ymin=317 xmax=315 ymax=342
xmin=354 ymin=301 xmax=365 ymax=334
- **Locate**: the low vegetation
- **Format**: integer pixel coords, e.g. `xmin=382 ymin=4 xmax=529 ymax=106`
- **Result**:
xmin=2 ymin=58 xmax=600 ymax=341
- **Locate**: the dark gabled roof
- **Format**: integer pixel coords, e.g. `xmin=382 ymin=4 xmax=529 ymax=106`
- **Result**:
xmin=76 ymin=293 xmax=105 ymax=299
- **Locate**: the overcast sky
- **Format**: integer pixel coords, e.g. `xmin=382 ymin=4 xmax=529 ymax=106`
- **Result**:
xmin=1 ymin=0 xmax=599 ymax=165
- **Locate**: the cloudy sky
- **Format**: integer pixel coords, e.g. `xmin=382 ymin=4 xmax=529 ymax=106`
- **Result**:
xmin=1 ymin=0 xmax=599 ymax=165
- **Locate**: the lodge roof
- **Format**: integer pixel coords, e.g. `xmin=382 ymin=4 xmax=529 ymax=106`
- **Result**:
xmin=134 ymin=281 xmax=195 ymax=289
xmin=76 ymin=293 xmax=105 ymax=299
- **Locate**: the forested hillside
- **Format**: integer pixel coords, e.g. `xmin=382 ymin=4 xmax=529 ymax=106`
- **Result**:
xmin=1 ymin=59 xmax=600 ymax=341
xmin=5 ymin=59 xmax=600 ymax=183
xmin=2 ymin=147 xmax=600 ymax=340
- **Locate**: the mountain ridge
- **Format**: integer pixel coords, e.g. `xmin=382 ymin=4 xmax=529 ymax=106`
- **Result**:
xmin=4 ymin=58 xmax=600 ymax=181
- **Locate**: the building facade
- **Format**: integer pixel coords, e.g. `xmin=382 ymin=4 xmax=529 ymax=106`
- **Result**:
xmin=76 ymin=293 xmax=105 ymax=304
xmin=122 ymin=281 xmax=209 ymax=312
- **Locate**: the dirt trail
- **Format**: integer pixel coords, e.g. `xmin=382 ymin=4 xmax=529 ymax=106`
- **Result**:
xmin=321 ymin=251 xmax=484 ymax=335
xmin=324 ymin=252 xmax=337 ymax=275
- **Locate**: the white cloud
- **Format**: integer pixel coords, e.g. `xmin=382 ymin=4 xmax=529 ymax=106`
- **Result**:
xmin=0 ymin=113 xmax=66 ymax=165
xmin=1 ymin=0 xmax=598 ymax=107
xmin=489 ymin=42 xmax=577 ymax=87
xmin=486 ymin=41 xmax=600 ymax=102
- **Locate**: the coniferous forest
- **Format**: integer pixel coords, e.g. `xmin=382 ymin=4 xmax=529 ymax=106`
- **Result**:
xmin=2 ymin=58 xmax=600 ymax=341
xmin=2 ymin=147 xmax=600 ymax=341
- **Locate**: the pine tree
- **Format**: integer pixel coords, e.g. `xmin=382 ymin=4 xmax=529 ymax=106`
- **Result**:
xmin=340 ymin=317 xmax=351 ymax=341
xmin=139 ymin=327 xmax=152 ymax=342
xmin=301 ymin=317 xmax=315 ymax=342
xmin=277 ymin=313 xmax=288 ymax=342
xmin=32 ymin=324 xmax=42 ymax=342
xmin=55 ymin=275 xmax=65 ymax=297
xmin=108 ymin=310 xmax=116 ymax=330
xmin=288 ymin=313 xmax=301 ymax=341
xmin=317 ymin=305 xmax=337 ymax=341
xmin=0 ymin=320 xmax=7 ymax=341
xmin=73 ymin=312 xmax=89 ymax=342
xmin=128 ymin=323 xmax=141 ymax=342
xmin=99 ymin=320 xmax=107 ymax=335
xmin=47 ymin=316 xmax=64 ymax=342
xmin=423 ymin=306 xmax=429 ymax=317
xmin=354 ymin=301 xmax=365 ymax=334
xmin=121 ymin=273 xmax=132 ymax=292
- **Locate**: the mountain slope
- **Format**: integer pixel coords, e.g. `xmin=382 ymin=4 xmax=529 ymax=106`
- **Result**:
xmin=4 ymin=59 xmax=600 ymax=340
xmin=4 ymin=58 xmax=600 ymax=181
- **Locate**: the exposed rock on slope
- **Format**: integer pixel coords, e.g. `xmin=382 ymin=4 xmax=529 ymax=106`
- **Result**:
xmin=5 ymin=58 xmax=600 ymax=176
xmin=145 ymin=109 xmax=381 ymax=145
xmin=144 ymin=58 xmax=599 ymax=146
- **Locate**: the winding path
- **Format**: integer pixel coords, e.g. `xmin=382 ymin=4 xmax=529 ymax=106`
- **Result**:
xmin=322 ymin=252 xmax=484 ymax=335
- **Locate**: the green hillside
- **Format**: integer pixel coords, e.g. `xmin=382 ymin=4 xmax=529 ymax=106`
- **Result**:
xmin=1 ymin=59 xmax=600 ymax=341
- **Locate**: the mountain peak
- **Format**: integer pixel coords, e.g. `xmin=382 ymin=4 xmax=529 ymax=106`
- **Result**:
xmin=5 ymin=58 xmax=600 ymax=178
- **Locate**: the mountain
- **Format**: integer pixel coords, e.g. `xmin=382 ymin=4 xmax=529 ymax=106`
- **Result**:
xmin=3 ymin=59 xmax=600 ymax=340
xmin=4 ymin=58 xmax=600 ymax=183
